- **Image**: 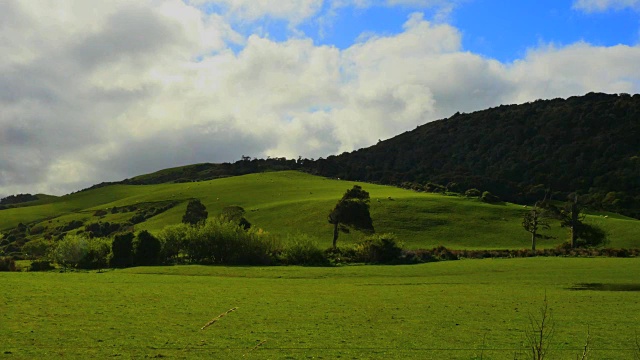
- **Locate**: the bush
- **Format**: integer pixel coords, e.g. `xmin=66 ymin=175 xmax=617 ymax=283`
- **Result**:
xmin=134 ymin=230 xmax=162 ymax=266
xmin=110 ymin=232 xmax=134 ymax=268
xmin=280 ymin=234 xmax=327 ymax=265
xmin=22 ymin=239 xmax=53 ymax=259
xmin=29 ymin=260 xmax=54 ymax=272
xmin=157 ymin=223 xmax=189 ymax=264
xmin=77 ymin=238 xmax=111 ymax=270
xmin=183 ymin=218 xmax=280 ymax=265
xmin=0 ymin=256 xmax=16 ymax=272
xmin=353 ymin=234 xmax=403 ymax=264
xmin=49 ymin=234 xmax=89 ymax=269
xmin=465 ymin=188 xmax=481 ymax=197
xmin=481 ymin=191 xmax=500 ymax=203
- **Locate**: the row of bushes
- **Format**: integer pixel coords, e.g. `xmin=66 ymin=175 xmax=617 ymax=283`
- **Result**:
xmin=2 ymin=221 xmax=638 ymax=271
xmin=403 ymin=245 xmax=640 ymax=263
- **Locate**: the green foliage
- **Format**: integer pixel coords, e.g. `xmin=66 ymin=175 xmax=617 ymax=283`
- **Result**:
xmin=183 ymin=218 xmax=280 ymax=265
xmin=49 ymin=234 xmax=89 ymax=269
xmin=307 ymin=93 xmax=640 ymax=219
xmin=29 ymin=260 xmax=54 ymax=272
xmin=182 ymin=199 xmax=208 ymax=226
xmin=156 ymin=223 xmax=189 ymax=264
xmin=110 ymin=232 xmax=134 ymax=268
xmin=328 ymin=185 xmax=374 ymax=248
xmin=353 ymin=233 xmax=403 ymax=263
xmin=22 ymin=239 xmax=53 ymax=259
xmin=465 ymin=188 xmax=481 ymax=197
xmin=0 ymin=256 xmax=16 ymax=271
xmin=279 ymin=233 xmax=326 ymax=265
xmin=221 ymin=205 xmax=251 ymax=229
xmin=481 ymin=191 xmax=500 ymax=204
xmin=134 ymin=230 xmax=162 ymax=266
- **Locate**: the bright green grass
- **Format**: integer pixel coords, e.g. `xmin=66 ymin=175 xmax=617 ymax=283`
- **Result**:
xmin=2 ymin=171 xmax=639 ymax=249
xmin=1 ymin=258 xmax=639 ymax=359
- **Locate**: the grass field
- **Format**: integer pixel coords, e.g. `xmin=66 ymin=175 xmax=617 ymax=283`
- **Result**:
xmin=2 ymin=258 xmax=639 ymax=359
xmin=2 ymin=171 xmax=639 ymax=250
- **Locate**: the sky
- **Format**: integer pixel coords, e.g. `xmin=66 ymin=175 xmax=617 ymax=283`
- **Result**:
xmin=1 ymin=0 xmax=639 ymax=197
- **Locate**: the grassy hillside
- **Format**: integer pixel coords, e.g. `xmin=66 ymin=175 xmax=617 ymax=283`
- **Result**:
xmin=2 ymin=171 xmax=638 ymax=250
xmin=2 ymin=258 xmax=640 ymax=359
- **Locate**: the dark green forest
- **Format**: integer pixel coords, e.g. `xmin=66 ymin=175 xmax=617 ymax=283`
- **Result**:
xmin=309 ymin=92 xmax=640 ymax=217
xmin=51 ymin=92 xmax=639 ymax=219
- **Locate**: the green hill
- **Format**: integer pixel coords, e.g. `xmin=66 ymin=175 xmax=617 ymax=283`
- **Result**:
xmin=307 ymin=92 xmax=640 ymax=218
xmin=2 ymin=171 xmax=638 ymax=255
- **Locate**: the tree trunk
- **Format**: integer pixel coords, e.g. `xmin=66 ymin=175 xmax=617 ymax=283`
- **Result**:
xmin=332 ymin=222 xmax=339 ymax=249
xmin=570 ymin=195 xmax=578 ymax=248
xmin=531 ymin=231 xmax=536 ymax=252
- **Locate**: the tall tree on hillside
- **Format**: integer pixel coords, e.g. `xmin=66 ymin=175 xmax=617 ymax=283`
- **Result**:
xmin=550 ymin=194 xmax=608 ymax=248
xmin=182 ymin=199 xmax=208 ymax=226
xmin=522 ymin=201 xmax=551 ymax=251
xmin=328 ymin=185 xmax=374 ymax=249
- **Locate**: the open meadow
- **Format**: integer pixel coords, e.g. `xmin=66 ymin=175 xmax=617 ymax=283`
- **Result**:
xmin=2 ymin=257 xmax=640 ymax=359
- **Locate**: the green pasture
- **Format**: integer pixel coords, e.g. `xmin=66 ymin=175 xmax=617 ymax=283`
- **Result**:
xmin=2 ymin=171 xmax=639 ymax=250
xmin=2 ymin=258 xmax=639 ymax=359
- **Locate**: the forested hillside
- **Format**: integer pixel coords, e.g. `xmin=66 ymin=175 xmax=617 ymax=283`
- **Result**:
xmin=309 ymin=92 xmax=640 ymax=217
xmin=63 ymin=92 xmax=640 ymax=219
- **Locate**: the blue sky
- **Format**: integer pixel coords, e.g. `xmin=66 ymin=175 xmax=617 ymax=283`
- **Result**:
xmin=1 ymin=0 xmax=640 ymax=196
xmin=216 ymin=0 xmax=639 ymax=62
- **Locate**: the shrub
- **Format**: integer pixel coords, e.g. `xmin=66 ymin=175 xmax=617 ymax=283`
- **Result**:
xmin=77 ymin=237 xmax=111 ymax=270
xmin=353 ymin=233 xmax=403 ymax=264
xmin=0 ymin=256 xmax=16 ymax=272
xmin=109 ymin=232 xmax=134 ymax=268
xmin=29 ymin=260 xmax=54 ymax=272
xmin=280 ymin=234 xmax=326 ymax=265
xmin=157 ymin=223 xmax=190 ymax=264
xmin=134 ymin=230 xmax=162 ymax=266
xmin=22 ymin=239 xmax=53 ymax=259
xmin=49 ymin=234 xmax=89 ymax=269
xmin=182 ymin=218 xmax=280 ymax=265
xmin=481 ymin=191 xmax=500 ymax=203
xmin=465 ymin=188 xmax=481 ymax=197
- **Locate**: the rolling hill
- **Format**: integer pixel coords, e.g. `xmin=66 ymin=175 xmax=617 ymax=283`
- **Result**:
xmin=71 ymin=92 xmax=640 ymax=219
xmin=1 ymin=171 xmax=639 ymax=256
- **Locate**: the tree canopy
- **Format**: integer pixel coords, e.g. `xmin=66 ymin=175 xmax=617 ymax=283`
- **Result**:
xmin=328 ymin=185 xmax=374 ymax=248
xmin=182 ymin=199 xmax=208 ymax=226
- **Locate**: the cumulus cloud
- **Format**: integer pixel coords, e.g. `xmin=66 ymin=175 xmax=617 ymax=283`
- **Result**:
xmin=573 ymin=0 xmax=640 ymax=12
xmin=191 ymin=0 xmax=324 ymax=25
xmin=1 ymin=1 xmax=639 ymax=197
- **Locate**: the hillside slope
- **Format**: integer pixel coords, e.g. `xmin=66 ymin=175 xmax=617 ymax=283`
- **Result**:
xmin=2 ymin=172 xmax=639 ymax=255
xmin=309 ymin=92 xmax=640 ymax=217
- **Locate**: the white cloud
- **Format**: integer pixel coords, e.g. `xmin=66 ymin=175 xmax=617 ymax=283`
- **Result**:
xmin=191 ymin=0 xmax=324 ymax=24
xmin=573 ymin=0 xmax=640 ymax=12
xmin=1 ymin=2 xmax=639 ymax=197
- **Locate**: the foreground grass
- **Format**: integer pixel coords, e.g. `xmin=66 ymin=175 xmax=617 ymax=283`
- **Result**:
xmin=3 ymin=171 xmax=639 ymax=250
xmin=1 ymin=258 xmax=639 ymax=359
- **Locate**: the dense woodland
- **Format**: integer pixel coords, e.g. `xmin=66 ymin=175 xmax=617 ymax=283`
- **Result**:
xmin=309 ymin=92 xmax=640 ymax=217
xmin=69 ymin=92 xmax=639 ymax=219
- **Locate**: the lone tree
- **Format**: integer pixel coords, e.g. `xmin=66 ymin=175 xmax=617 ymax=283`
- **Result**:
xmin=328 ymin=185 xmax=374 ymax=248
xmin=547 ymin=194 xmax=608 ymax=248
xmin=182 ymin=199 xmax=208 ymax=226
xmin=522 ymin=201 xmax=551 ymax=251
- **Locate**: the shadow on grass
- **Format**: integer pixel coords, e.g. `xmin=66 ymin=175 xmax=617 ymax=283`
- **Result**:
xmin=568 ymin=283 xmax=640 ymax=291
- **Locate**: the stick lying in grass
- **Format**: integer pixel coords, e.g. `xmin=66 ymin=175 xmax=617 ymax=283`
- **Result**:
xmin=201 ymin=307 xmax=238 ymax=330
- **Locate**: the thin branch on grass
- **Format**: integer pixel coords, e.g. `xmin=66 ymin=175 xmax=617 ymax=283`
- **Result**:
xmin=634 ymin=331 xmax=640 ymax=360
xmin=201 ymin=307 xmax=238 ymax=330
xmin=576 ymin=325 xmax=590 ymax=360
xmin=524 ymin=293 xmax=554 ymax=360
